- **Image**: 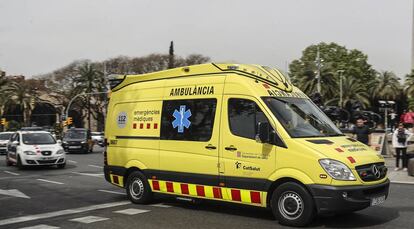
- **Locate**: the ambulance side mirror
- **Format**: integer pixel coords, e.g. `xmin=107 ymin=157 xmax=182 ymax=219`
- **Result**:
xmin=256 ymin=122 xmax=270 ymax=143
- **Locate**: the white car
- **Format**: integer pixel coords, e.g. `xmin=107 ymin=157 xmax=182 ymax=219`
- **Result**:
xmin=6 ymin=131 xmax=66 ymax=169
xmin=0 ymin=132 xmax=14 ymax=155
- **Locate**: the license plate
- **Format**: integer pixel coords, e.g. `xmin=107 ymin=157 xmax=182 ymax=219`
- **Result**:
xmin=371 ymin=195 xmax=386 ymax=206
xmin=41 ymin=157 xmax=53 ymax=160
xmin=69 ymin=146 xmax=81 ymax=149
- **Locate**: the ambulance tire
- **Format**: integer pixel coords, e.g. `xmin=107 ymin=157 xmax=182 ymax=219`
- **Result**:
xmin=271 ymin=182 xmax=315 ymax=227
xmin=126 ymin=171 xmax=153 ymax=204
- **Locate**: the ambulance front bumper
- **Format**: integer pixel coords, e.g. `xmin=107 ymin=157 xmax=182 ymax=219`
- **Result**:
xmin=307 ymin=179 xmax=390 ymax=215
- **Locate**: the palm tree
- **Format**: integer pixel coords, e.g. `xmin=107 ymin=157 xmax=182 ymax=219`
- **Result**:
xmin=405 ymin=70 xmax=414 ymax=98
xmin=326 ymin=76 xmax=370 ymax=108
xmin=294 ymin=65 xmax=338 ymax=99
xmin=74 ymin=62 xmax=104 ymax=130
xmin=374 ymin=71 xmax=401 ymax=101
xmin=3 ymin=81 xmax=36 ymax=126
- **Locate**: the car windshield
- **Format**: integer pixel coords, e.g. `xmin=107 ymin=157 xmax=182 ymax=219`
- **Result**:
xmin=0 ymin=133 xmax=12 ymax=140
xmin=263 ymin=97 xmax=343 ymax=138
xmin=64 ymin=130 xmax=86 ymax=139
xmin=22 ymin=133 xmax=56 ymax=145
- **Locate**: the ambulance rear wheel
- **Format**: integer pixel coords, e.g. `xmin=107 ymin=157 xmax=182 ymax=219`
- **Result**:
xmin=271 ymin=182 xmax=315 ymax=227
xmin=126 ymin=171 xmax=153 ymax=204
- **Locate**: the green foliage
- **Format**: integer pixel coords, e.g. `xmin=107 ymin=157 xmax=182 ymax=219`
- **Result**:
xmin=7 ymin=120 xmax=21 ymax=131
xmin=289 ymin=42 xmax=393 ymax=109
xmin=373 ymin=71 xmax=401 ymax=101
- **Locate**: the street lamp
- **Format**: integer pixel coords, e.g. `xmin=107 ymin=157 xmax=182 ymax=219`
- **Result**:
xmin=336 ymin=70 xmax=345 ymax=108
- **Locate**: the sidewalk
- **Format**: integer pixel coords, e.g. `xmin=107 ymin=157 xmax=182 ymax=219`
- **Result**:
xmin=384 ymin=157 xmax=414 ymax=184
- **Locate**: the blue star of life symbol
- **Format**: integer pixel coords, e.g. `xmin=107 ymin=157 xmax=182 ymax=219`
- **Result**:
xmin=172 ymin=105 xmax=192 ymax=133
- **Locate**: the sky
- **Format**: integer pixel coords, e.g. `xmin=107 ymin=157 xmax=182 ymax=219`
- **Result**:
xmin=0 ymin=0 xmax=412 ymax=77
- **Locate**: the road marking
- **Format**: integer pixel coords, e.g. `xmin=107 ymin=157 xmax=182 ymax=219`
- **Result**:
xmin=19 ymin=224 xmax=60 ymax=229
xmin=0 ymin=189 xmax=30 ymax=199
xmin=88 ymin=164 xmax=103 ymax=169
xmin=150 ymin=203 xmax=172 ymax=208
xmin=114 ymin=208 xmax=149 ymax=215
xmin=36 ymin=179 xmax=64 ymax=185
xmin=4 ymin=171 xmax=19 ymax=176
xmin=98 ymin=189 xmax=125 ymax=195
xmin=72 ymin=172 xmax=104 ymax=177
xmin=69 ymin=216 xmax=109 ymax=224
xmin=0 ymin=201 xmax=129 ymax=226
xmin=67 ymin=160 xmax=77 ymax=164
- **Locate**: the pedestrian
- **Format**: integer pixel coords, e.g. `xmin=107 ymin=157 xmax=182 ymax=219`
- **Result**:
xmin=403 ymin=109 xmax=414 ymax=129
xmin=400 ymin=109 xmax=407 ymax=125
xmin=352 ymin=118 xmax=372 ymax=146
xmin=392 ymin=123 xmax=413 ymax=171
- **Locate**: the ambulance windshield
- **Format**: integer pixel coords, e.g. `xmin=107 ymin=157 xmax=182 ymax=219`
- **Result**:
xmin=263 ymin=97 xmax=343 ymax=138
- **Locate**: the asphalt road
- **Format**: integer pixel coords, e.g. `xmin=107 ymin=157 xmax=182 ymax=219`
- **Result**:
xmin=0 ymin=147 xmax=413 ymax=229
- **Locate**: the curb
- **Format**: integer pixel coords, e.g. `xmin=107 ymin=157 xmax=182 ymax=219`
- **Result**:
xmin=390 ymin=180 xmax=414 ymax=185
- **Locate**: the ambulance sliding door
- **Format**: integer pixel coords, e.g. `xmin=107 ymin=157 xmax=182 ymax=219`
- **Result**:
xmin=158 ymin=76 xmax=224 ymax=189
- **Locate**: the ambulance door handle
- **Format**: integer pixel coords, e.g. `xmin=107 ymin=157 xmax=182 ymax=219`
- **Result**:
xmin=225 ymin=145 xmax=237 ymax=151
xmin=205 ymin=144 xmax=217 ymax=150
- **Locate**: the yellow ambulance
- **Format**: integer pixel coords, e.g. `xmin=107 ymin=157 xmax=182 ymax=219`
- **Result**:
xmin=104 ymin=63 xmax=389 ymax=226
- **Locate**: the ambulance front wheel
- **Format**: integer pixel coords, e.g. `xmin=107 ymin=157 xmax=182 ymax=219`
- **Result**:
xmin=126 ymin=171 xmax=153 ymax=204
xmin=271 ymin=182 xmax=315 ymax=227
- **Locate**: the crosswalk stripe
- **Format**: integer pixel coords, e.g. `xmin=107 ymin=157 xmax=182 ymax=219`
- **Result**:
xmin=69 ymin=216 xmax=109 ymax=224
xmin=150 ymin=203 xmax=172 ymax=208
xmin=114 ymin=208 xmax=149 ymax=215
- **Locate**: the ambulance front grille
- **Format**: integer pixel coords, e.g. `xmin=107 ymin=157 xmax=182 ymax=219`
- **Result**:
xmin=355 ymin=162 xmax=387 ymax=182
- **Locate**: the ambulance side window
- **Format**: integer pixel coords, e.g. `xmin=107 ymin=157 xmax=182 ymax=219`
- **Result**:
xmin=160 ymin=99 xmax=217 ymax=142
xmin=228 ymin=98 xmax=268 ymax=140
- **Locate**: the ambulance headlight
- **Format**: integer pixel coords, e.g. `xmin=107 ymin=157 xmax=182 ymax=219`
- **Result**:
xmin=319 ymin=159 xmax=356 ymax=181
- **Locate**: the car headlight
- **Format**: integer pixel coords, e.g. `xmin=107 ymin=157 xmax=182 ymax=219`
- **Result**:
xmin=24 ymin=151 xmax=37 ymax=155
xmin=56 ymin=149 xmax=65 ymax=154
xmin=81 ymin=141 xmax=87 ymax=144
xmin=319 ymin=159 xmax=356 ymax=181
xmin=62 ymin=141 xmax=68 ymax=144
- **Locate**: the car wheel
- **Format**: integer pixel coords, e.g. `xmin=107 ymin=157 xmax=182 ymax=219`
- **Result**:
xmin=271 ymin=182 xmax=315 ymax=227
xmin=57 ymin=163 xmax=66 ymax=169
xmin=17 ymin=156 xmax=25 ymax=170
xmin=126 ymin=171 xmax=153 ymax=204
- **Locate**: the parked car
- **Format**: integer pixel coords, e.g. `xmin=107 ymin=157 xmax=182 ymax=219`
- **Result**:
xmin=0 ymin=132 xmax=14 ymax=155
xmin=91 ymin=132 xmax=105 ymax=147
xmin=6 ymin=131 xmax=66 ymax=169
xmin=62 ymin=128 xmax=94 ymax=154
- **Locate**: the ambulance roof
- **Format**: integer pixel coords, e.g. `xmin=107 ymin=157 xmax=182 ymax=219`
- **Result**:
xmin=109 ymin=63 xmax=293 ymax=92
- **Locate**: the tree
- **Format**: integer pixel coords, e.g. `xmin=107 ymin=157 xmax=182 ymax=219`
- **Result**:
xmin=289 ymin=42 xmax=376 ymax=105
xmin=3 ymin=81 xmax=36 ymax=126
xmin=73 ymin=62 xmax=105 ymax=130
xmin=373 ymin=71 xmax=401 ymax=101
xmin=325 ymin=76 xmax=370 ymax=108
xmin=405 ymin=70 xmax=414 ymax=98
xmin=168 ymin=41 xmax=175 ymax=69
